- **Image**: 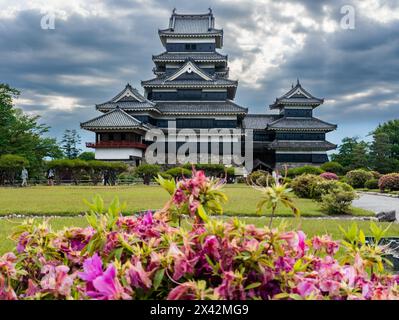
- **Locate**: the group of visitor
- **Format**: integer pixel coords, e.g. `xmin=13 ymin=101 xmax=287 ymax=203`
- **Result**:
xmin=20 ymin=168 xmax=117 ymax=187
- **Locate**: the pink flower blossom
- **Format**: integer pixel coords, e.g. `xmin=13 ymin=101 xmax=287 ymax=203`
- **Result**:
xmin=79 ymin=253 xmax=103 ymax=282
xmin=296 ymin=280 xmax=318 ymax=298
xmin=127 ymin=260 xmax=152 ymax=289
xmin=40 ymin=265 xmax=74 ymax=297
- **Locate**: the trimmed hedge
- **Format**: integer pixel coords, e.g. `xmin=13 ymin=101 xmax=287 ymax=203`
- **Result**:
xmin=47 ymin=159 xmax=127 ymax=185
xmin=165 ymin=167 xmax=192 ymax=178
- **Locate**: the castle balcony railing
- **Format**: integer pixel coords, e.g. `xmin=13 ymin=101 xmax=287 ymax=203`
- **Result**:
xmin=86 ymin=141 xmax=147 ymax=149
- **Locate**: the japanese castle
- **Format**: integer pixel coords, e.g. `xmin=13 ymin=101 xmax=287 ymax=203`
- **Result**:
xmin=81 ymin=9 xmax=337 ymax=171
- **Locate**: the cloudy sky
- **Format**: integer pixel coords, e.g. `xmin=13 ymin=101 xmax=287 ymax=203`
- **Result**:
xmin=1 ymin=0 xmax=399 ymax=150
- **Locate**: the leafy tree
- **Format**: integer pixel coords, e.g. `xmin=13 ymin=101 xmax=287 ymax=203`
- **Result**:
xmin=331 ymin=137 xmax=369 ymax=171
xmin=0 ymin=154 xmax=29 ymax=185
xmin=78 ymin=151 xmax=95 ymax=161
xmin=61 ymin=129 xmax=82 ymax=159
xmin=0 ymin=83 xmax=62 ymax=177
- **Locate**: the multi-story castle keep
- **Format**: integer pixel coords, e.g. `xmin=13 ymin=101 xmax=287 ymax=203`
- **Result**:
xmin=81 ymin=9 xmax=337 ymax=171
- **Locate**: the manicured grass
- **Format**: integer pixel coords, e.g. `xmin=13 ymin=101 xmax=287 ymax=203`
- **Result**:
xmin=0 ymin=185 xmax=373 ymax=217
xmin=0 ymin=216 xmax=397 ymax=255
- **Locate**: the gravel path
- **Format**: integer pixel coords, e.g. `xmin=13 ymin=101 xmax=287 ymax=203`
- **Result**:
xmin=353 ymin=193 xmax=399 ymax=221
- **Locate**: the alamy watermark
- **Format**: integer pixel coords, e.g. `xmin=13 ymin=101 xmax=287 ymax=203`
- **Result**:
xmin=144 ymin=123 xmax=254 ymax=173
xmin=40 ymin=10 xmax=55 ymax=30
xmin=340 ymin=5 xmax=356 ymax=30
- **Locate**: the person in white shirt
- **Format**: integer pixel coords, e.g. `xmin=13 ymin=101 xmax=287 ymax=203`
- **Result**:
xmin=21 ymin=167 xmax=28 ymax=187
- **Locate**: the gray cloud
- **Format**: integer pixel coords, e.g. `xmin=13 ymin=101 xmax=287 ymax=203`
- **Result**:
xmin=0 ymin=0 xmax=398 ymax=147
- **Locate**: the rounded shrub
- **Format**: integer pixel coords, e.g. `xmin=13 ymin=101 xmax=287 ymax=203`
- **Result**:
xmin=320 ymin=186 xmax=357 ymax=215
xmin=320 ymin=161 xmax=344 ymax=175
xmin=320 ymin=172 xmax=339 ymax=180
xmin=345 ymin=169 xmax=373 ymax=188
xmin=364 ymin=179 xmax=379 ymax=190
xmin=290 ymin=174 xmax=323 ymax=198
xmin=378 ymin=173 xmax=399 ymax=191
xmin=312 ymin=180 xmax=353 ymax=201
xmin=287 ymin=165 xmax=324 ymax=178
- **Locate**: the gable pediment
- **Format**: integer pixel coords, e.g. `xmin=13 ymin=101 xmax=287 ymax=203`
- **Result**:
xmin=286 ymin=87 xmax=311 ymax=99
xmin=166 ymin=60 xmax=212 ymax=81
xmin=112 ymin=85 xmax=147 ymax=103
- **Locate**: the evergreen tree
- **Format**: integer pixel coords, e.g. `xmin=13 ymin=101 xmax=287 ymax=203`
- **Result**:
xmin=61 ymin=129 xmax=82 ymax=159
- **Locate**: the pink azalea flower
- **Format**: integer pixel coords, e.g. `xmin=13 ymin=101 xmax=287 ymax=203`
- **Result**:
xmin=319 ymin=279 xmax=341 ymax=296
xmin=202 ymin=235 xmax=220 ymax=260
xmin=167 ymin=282 xmax=197 ymax=300
xmin=173 ymin=189 xmax=186 ymax=205
xmin=89 ymin=264 xmax=127 ymax=300
xmin=215 ymin=271 xmax=245 ymax=300
xmin=40 ymin=265 xmax=74 ymax=297
xmin=296 ymin=280 xmax=318 ymax=298
xmin=79 ymin=253 xmax=103 ymax=282
xmin=127 ymin=260 xmax=152 ymax=289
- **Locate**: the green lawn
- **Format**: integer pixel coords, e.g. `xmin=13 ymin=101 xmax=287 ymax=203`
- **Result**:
xmin=0 ymin=185 xmax=373 ymax=217
xmin=1 ymin=216 xmax=397 ymax=255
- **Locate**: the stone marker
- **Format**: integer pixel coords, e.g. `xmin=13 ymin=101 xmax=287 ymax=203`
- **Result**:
xmin=376 ymin=210 xmax=396 ymax=222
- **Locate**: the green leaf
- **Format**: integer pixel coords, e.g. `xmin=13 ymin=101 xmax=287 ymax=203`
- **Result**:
xmin=245 ymin=282 xmax=261 ymax=290
xmin=197 ymin=204 xmax=209 ymax=222
xmin=153 ymin=268 xmax=165 ymax=290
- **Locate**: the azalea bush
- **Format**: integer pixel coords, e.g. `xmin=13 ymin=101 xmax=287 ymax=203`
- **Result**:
xmin=1 ymin=169 xmax=398 ymax=300
xmin=320 ymin=172 xmax=339 ymax=181
xmin=378 ymin=173 xmax=399 ymax=192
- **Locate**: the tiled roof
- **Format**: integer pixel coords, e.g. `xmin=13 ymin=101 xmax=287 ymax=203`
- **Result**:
xmin=270 ymin=140 xmax=337 ymax=151
xmin=153 ymin=52 xmax=227 ymax=63
xmin=155 ymin=100 xmax=247 ymax=115
xmin=267 ymin=117 xmax=337 ymax=131
xmin=242 ymin=114 xmax=280 ymax=129
xmin=97 ymin=84 xmax=155 ymax=110
xmin=270 ymin=80 xmax=323 ymax=109
xmin=96 ymin=101 xmax=159 ymax=112
xmin=81 ymin=108 xmax=148 ymax=130
xmin=141 ymin=76 xmax=237 ymax=87
xmin=158 ymin=10 xmax=223 ymax=48
xmin=159 ymin=10 xmax=222 ymax=35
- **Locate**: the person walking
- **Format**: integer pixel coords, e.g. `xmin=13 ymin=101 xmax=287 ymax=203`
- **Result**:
xmin=21 ymin=167 xmax=28 ymax=187
xmin=47 ymin=168 xmax=55 ymax=186
xmin=103 ymin=170 xmax=110 ymax=186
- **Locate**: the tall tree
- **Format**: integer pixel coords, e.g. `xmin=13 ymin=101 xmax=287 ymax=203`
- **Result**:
xmin=0 ymin=83 xmax=62 ymax=176
xmin=61 ymin=129 xmax=82 ymax=159
xmin=331 ymin=137 xmax=369 ymax=170
xmin=369 ymin=132 xmax=394 ymax=173
xmin=371 ymin=120 xmax=399 ymax=172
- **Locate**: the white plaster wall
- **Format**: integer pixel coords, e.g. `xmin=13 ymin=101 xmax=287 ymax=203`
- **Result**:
xmin=95 ymin=148 xmax=143 ymax=160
